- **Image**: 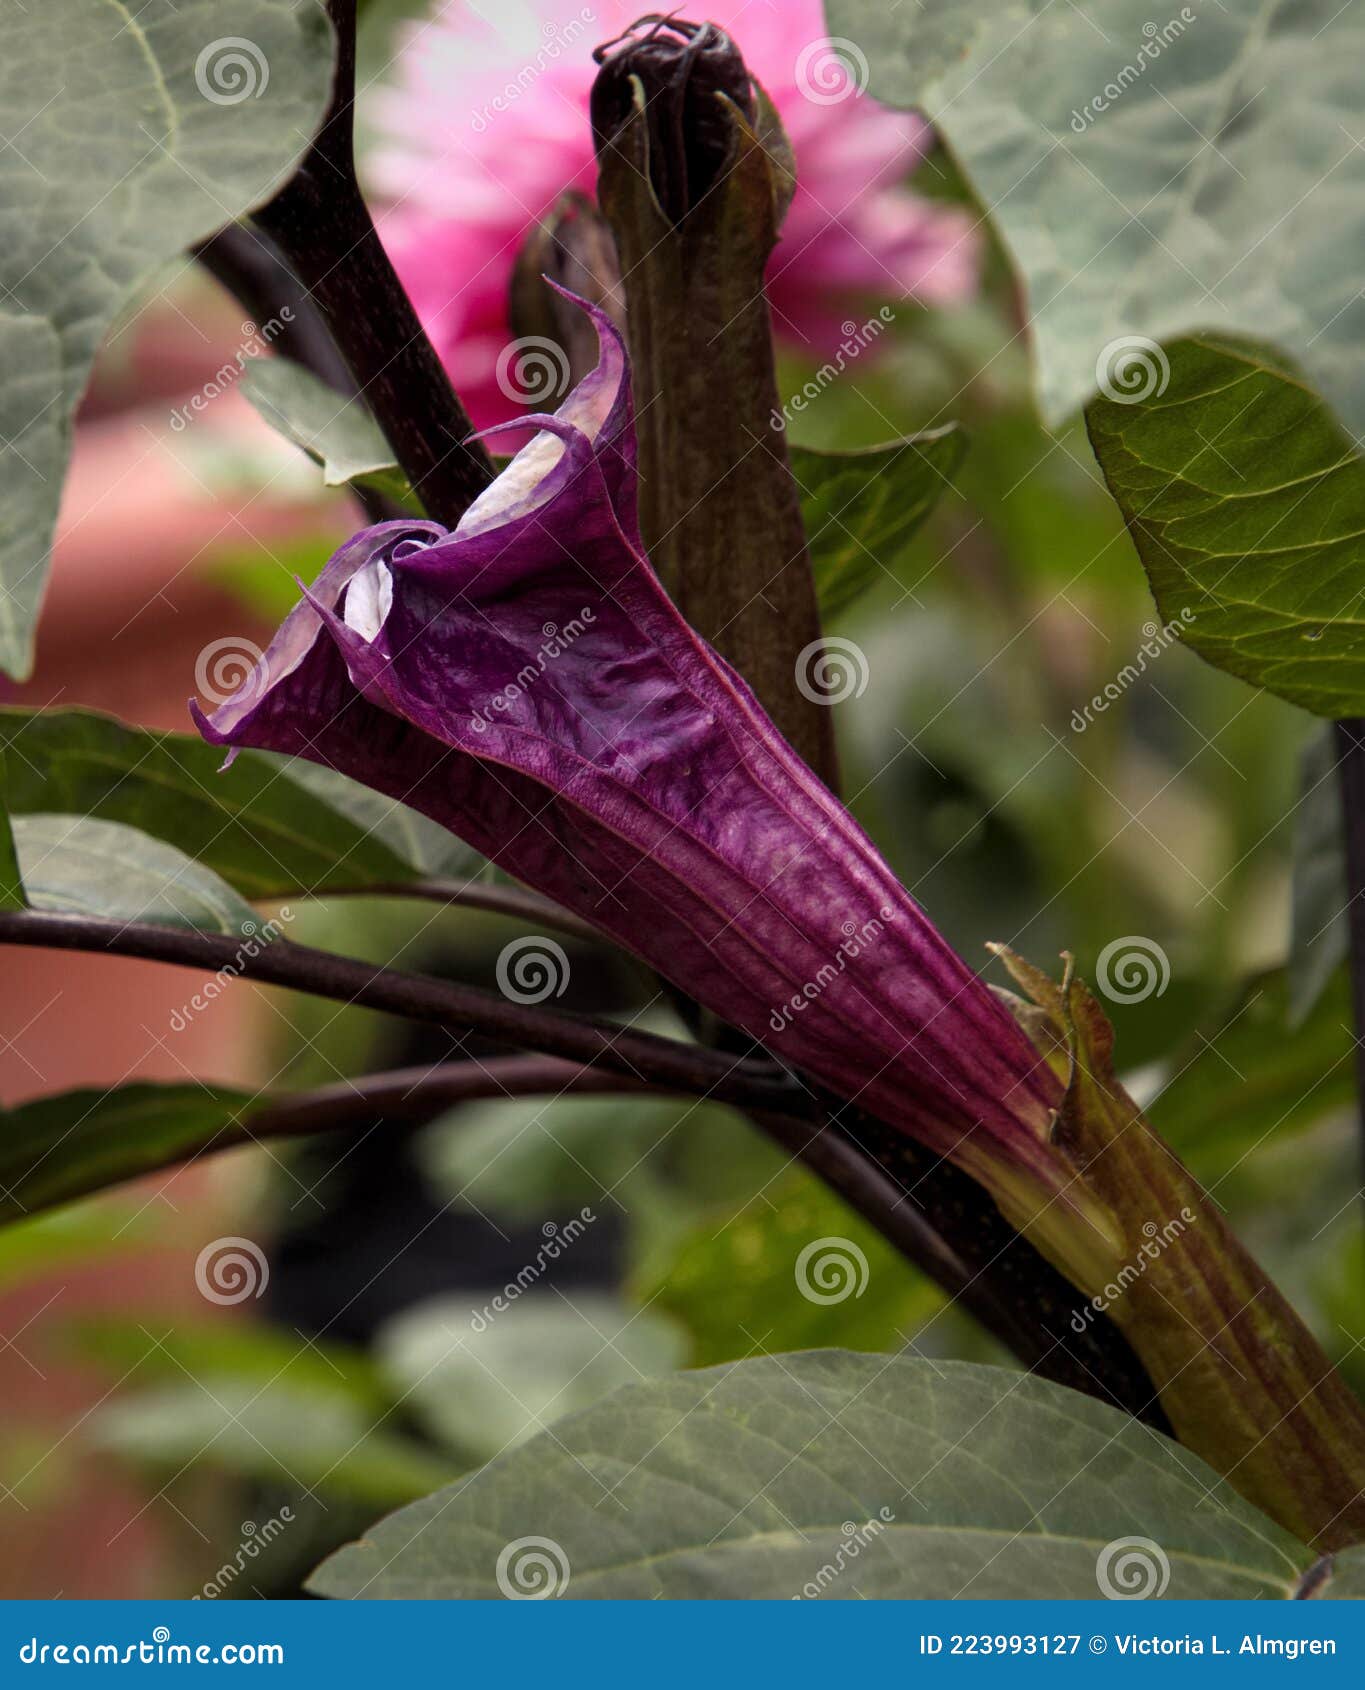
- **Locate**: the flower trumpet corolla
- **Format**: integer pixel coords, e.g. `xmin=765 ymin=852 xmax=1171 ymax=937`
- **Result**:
xmin=191 ymin=295 xmax=1112 ymax=1286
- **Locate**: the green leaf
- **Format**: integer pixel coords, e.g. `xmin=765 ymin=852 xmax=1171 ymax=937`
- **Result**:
xmin=791 ymin=430 xmax=965 ymax=623
xmin=0 ymin=0 xmax=333 ymax=677
xmin=11 ymin=814 xmax=261 ymax=932
xmin=1088 ymin=337 xmax=1365 ymax=716
xmin=1312 ymin=1547 xmax=1365 ymax=1599
xmin=309 ymin=1352 xmax=1309 ymax=1599
xmin=1145 ymin=969 xmax=1355 ymax=1183
xmin=1290 ymin=727 xmax=1348 ymax=1021
xmin=829 ymin=0 xmax=1365 ymax=438
xmin=378 ymin=1293 xmax=689 ymax=1464
xmin=0 ymin=708 xmax=475 ymax=898
xmin=643 ymin=1170 xmax=950 ymax=1366
xmin=0 ymin=1082 xmax=260 ymax=1224
xmin=241 ymin=358 xmax=421 ymax=509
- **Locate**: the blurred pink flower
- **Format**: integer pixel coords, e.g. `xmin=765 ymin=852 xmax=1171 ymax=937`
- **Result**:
xmin=368 ymin=0 xmax=977 ymax=426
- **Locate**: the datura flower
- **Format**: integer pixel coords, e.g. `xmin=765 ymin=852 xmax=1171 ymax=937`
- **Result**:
xmin=192 ymin=296 xmax=1112 ymax=1284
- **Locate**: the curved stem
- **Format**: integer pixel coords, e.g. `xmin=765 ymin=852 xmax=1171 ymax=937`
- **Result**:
xmin=0 ymin=910 xmax=801 ymax=1113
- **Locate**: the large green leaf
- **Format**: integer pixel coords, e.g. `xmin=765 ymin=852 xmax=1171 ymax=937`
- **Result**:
xmin=0 ymin=1082 xmax=260 ymax=1224
xmin=828 ymin=0 xmax=1365 ymax=438
xmin=241 ymin=358 xmax=420 ymax=509
xmin=378 ymin=1293 xmax=688 ymax=1464
xmin=0 ymin=708 xmax=473 ymax=898
xmin=309 ymin=1352 xmax=1309 ymax=1599
xmin=790 ymin=431 xmax=965 ymax=622
xmin=1088 ymin=338 xmax=1365 ymax=716
xmin=11 ymin=814 xmax=260 ymax=932
xmin=0 ymin=0 xmax=332 ymax=677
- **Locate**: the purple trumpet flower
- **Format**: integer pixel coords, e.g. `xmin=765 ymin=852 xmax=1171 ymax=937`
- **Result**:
xmin=193 ymin=296 xmax=1102 ymax=1260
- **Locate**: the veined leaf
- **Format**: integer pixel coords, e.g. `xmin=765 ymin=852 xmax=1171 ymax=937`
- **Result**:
xmin=828 ymin=0 xmax=1365 ymax=439
xmin=791 ymin=429 xmax=965 ymax=623
xmin=11 ymin=814 xmax=260 ymax=933
xmin=0 ymin=708 xmax=477 ymax=898
xmin=241 ymin=358 xmax=421 ymax=510
xmin=1088 ymin=338 xmax=1365 ymax=716
xmin=0 ymin=0 xmax=332 ymax=677
xmin=310 ymin=1352 xmax=1309 ymax=1599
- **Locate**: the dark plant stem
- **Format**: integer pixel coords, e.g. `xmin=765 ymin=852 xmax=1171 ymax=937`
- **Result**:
xmin=1334 ymin=717 xmax=1365 ymax=1188
xmin=0 ymin=910 xmax=801 ymax=1114
xmin=248 ymin=0 xmax=494 ymax=525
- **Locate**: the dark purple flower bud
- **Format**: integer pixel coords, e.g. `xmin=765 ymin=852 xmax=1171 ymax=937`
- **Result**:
xmin=590 ymin=14 xmax=755 ymax=223
xmin=193 ymin=294 xmax=1113 ymax=1282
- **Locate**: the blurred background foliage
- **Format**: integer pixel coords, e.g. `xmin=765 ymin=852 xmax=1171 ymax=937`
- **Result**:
xmin=0 ymin=0 xmax=1357 ymax=1598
